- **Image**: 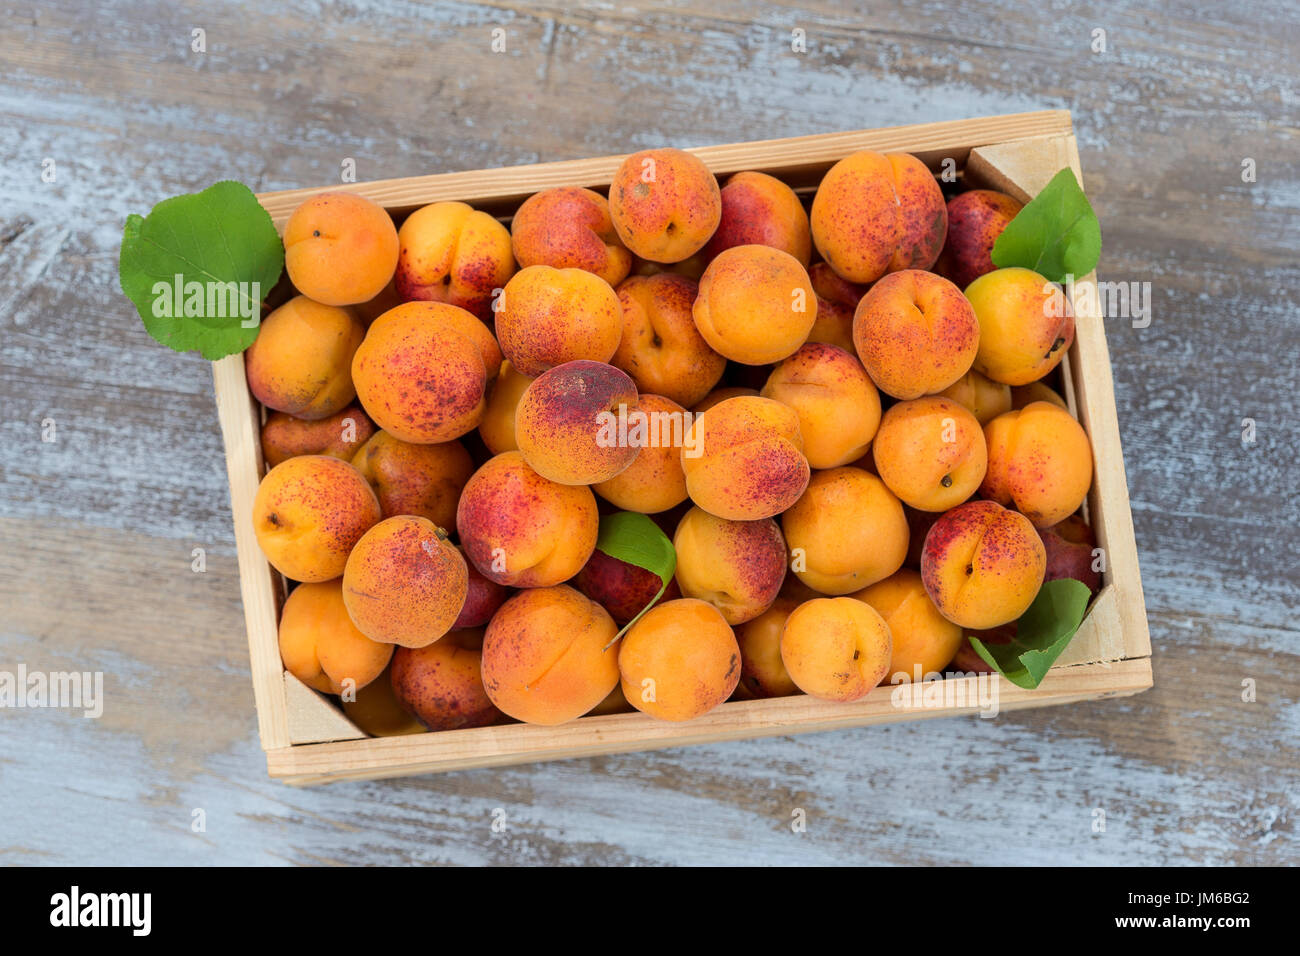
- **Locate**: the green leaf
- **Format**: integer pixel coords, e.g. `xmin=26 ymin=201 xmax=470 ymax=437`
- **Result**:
xmin=968 ymin=578 xmax=1092 ymax=689
xmin=990 ymin=168 xmax=1101 ymax=282
xmin=119 ymin=180 xmax=284 ymax=360
xmin=595 ymin=512 xmax=677 ymax=648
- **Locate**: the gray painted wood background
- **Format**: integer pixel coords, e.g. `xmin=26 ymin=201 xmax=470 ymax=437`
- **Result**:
xmin=1 ymin=0 xmax=1295 ymax=865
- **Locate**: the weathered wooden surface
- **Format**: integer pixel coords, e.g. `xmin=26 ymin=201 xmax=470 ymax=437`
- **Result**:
xmin=1 ymin=0 xmax=1295 ymax=865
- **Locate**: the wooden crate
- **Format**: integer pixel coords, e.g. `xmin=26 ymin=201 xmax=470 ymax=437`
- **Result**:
xmin=213 ymin=109 xmax=1152 ymax=786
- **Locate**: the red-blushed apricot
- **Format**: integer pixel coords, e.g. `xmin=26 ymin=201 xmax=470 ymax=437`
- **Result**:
xmin=782 ymin=467 xmax=908 ymax=595
xmin=495 ymin=265 xmax=622 ymax=377
xmin=394 ymin=200 xmax=515 ymax=319
xmin=454 ymin=548 xmax=509 ymax=628
xmin=853 ymin=270 xmax=980 ymax=400
xmin=934 ymin=189 xmax=1024 ymax=290
xmin=510 ymin=187 xmax=632 ymax=287
xmin=608 ymin=148 xmax=722 ymax=263
xmin=760 ymin=343 xmax=882 ymax=468
xmin=1039 ymin=514 xmax=1102 ymax=594
xmin=575 ymin=546 xmax=682 ymax=624
xmin=245 ymin=295 xmax=367 ymax=419
xmin=261 ymin=404 xmax=376 ymax=468
xmin=253 ymin=455 xmax=381 ymax=582
xmin=682 ymin=396 xmax=810 ymax=521
xmin=611 ymin=274 xmax=726 ymax=408
xmin=966 ymin=267 xmax=1075 ymax=385
xmin=515 ymin=360 xmax=641 ymax=485
xmin=981 ymin=401 xmax=1093 ymax=527
xmin=780 ymin=597 xmax=892 ymax=702
xmin=806 ymin=262 xmax=869 ymax=355
xmin=284 ymin=193 xmax=399 ymax=306
xmin=872 ymin=397 xmax=988 ymax=512
xmin=481 ymin=585 xmax=620 ymax=724
xmin=279 ymin=579 xmax=394 ymax=695
xmin=851 ymin=569 xmax=962 ymax=682
xmin=938 ymin=368 xmax=1013 ymax=425
xmin=390 ymin=635 xmax=501 ymax=731
xmin=350 ymin=431 xmax=473 ymax=527
xmin=341 ymin=663 xmax=426 ymax=736
xmin=920 ymin=500 xmax=1046 ymax=629
xmin=735 ymin=596 xmax=801 ymax=698
xmin=591 ymin=393 xmax=690 ymax=513
xmin=1011 ymin=380 xmax=1069 ymax=410
xmin=673 ymin=506 xmax=786 ymax=625
xmin=456 ymin=451 xmax=599 ymax=587
xmin=478 ymin=360 xmax=534 ymax=454
xmin=693 ymin=245 xmax=817 ymax=365
xmin=342 ymin=516 xmax=468 ymax=647
xmin=618 ymin=598 xmax=740 ymax=721
xmin=691 ymin=386 xmax=759 ymax=414
xmin=702 ymin=171 xmax=812 ymax=266
xmin=373 ymin=300 xmax=502 ymax=379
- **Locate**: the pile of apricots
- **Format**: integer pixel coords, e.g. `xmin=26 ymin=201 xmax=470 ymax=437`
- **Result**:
xmin=247 ymin=147 xmax=1100 ymax=735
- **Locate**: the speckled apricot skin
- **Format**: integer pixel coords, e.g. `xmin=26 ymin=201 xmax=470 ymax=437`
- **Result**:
xmin=682 ymin=396 xmax=810 ymax=521
xmin=515 ymin=360 xmax=641 ymax=485
xmin=934 ymin=190 xmax=1024 ymax=291
xmin=980 ymin=401 xmax=1093 ymax=528
xmin=618 ymin=598 xmax=740 ymax=721
xmin=375 ymin=300 xmax=502 ymax=378
xmin=350 ymin=305 xmax=488 ymax=444
xmin=341 ymin=663 xmax=426 ymax=736
xmin=782 ymin=467 xmax=908 ymax=595
xmin=350 ymin=430 xmax=474 ymax=527
xmin=780 ymin=597 xmax=892 ymax=702
xmin=693 ymin=245 xmax=817 ymax=365
xmin=455 ymin=451 xmax=599 ymax=587
xmin=394 ymin=201 xmax=516 ymax=319
xmin=611 ymin=274 xmax=725 ymax=408
xmin=261 ymin=404 xmax=375 ymax=468
xmin=279 ymin=579 xmax=394 ymax=695
xmin=608 ymin=148 xmax=722 ymax=263
xmin=735 ymin=596 xmax=801 ymax=698
xmin=966 ymin=267 xmax=1075 ymax=386
xmin=938 ymin=368 xmax=1013 ymax=425
xmin=810 ymin=151 xmax=947 ymax=284
xmin=284 ymin=193 xmax=400 ymax=306
xmin=495 ymin=265 xmax=622 ymax=377
xmin=851 ymin=569 xmax=963 ymax=682
xmin=574 ymin=547 xmax=682 ymax=624
xmin=854 ymin=269 xmax=980 ymax=400
xmin=592 ymin=393 xmax=690 ymax=513
xmin=453 ymin=547 xmax=509 ymax=628
xmin=245 ymin=295 xmax=367 ymax=420
xmin=390 ymin=638 xmax=501 ymax=731
xmin=510 ymin=187 xmax=632 ymax=287
xmin=872 ymin=397 xmax=988 ymax=512
xmin=481 ymin=585 xmax=620 ymax=725
xmin=341 ymin=516 xmax=468 ymax=648
xmin=477 ymin=361 xmax=534 ymax=455
xmin=702 ymin=171 xmax=812 ymax=266
xmin=920 ymin=500 xmax=1046 ymax=629
xmin=760 ymin=343 xmax=882 ymax=469
xmin=252 ymin=455 xmax=381 ymax=583
xmin=672 ymin=505 xmax=787 ymax=625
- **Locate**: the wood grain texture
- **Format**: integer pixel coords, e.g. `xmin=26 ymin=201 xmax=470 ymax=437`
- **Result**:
xmin=1 ymin=0 xmax=1296 ymax=865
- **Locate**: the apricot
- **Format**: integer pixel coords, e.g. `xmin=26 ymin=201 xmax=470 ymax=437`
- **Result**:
xmin=481 ymin=585 xmax=620 ymax=725
xmin=938 ymin=368 xmax=1013 ymax=425
xmin=390 ymin=637 xmax=500 ymax=731
xmin=1039 ymin=514 xmax=1102 ymax=594
xmin=279 ymin=579 xmax=393 ymax=695
xmin=693 ymin=245 xmax=817 ymax=365
xmin=934 ymin=189 xmax=1024 ymax=291
xmin=966 ymin=267 xmax=1075 ymax=385
xmin=478 ymin=360 xmax=534 ymax=454
xmin=981 ymin=401 xmax=1093 ymax=528
xmin=587 ymin=682 xmax=634 ymax=716
xmin=611 ymin=274 xmax=725 ymax=408
xmin=691 ymin=386 xmax=758 ymax=414
xmin=453 ymin=548 xmax=509 ymax=628
xmin=810 ymin=151 xmax=946 ymax=284
xmin=350 ymin=431 xmax=473 ymax=526
xmin=341 ymin=663 xmax=425 ymax=736
xmin=760 ymin=343 xmax=881 ymax=468
xmin=1011 ymin=380 xmax=1068 ymax=411
xmin=872 ymin=397 xmax=988 ymax=512
xmin=575 ymin=546 xmax=682 ymax=624
xmin=342 ymin=516 xmax=468 ymax=647
xmin=608 ymin=147 xmax=721 ymax=263
xmin=809 ymin=261 xmax=869 ymax=312
xmin=920 ymin=500 xmax=1046 ymax=629
xmin=780 ymin=598 xmax=891 ymax=702
xmin=261 ymin=404 xmax=375 ymax=468
xmin=283 ymin=193 xmax=399 ymax=306
xmin=456 ymin=451 xmax=599 ymax=587
xmin=374 ymin=300 xmax=502 ymax=378
xmin=681 ymin=396 xmax=809 ymax=521
xmin=702 ymin=171 xmax=811 ymax=266
xmin=618 ymin=599 xmax=740 ymax=721
xmin=853 ymin=270 xmax=980 ymax=400
xmin=852 ymin=570 xmax=962 ymax=682
xmin=495 ymin=265 xmax=622 ymax=377
xmin=245 ymin=295 xmax=366 ymax=419
xmin=253 ymin=455 xmax=380 ymax=582
xmin=629 ymin=254 xmax=708 ymax=281
xmin=735 ymin=596 xmax=801 ymax=698
xmin=592 ymin=393 xmax=690 ymax=513
xmin=394 ymin=200 xmax=515 ymax=319
xmin=782 ymin=467 xmax=908 ymax=595
xmin=673 ymin=505 xmax=786 ymax=625
xmin=807 ymin=263 xmax=869 ymax=355
xmin=510 ymin=186 xmax=632 ymax=287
